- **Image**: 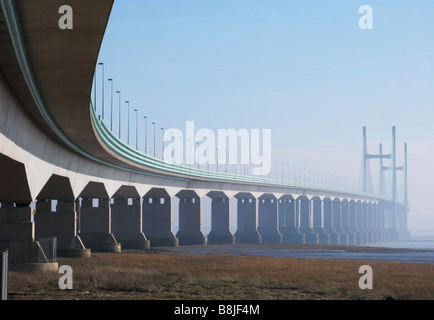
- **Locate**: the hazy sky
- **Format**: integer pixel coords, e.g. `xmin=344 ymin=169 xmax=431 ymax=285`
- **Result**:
xmin=95 ymin=1 xmax=434 ymax=232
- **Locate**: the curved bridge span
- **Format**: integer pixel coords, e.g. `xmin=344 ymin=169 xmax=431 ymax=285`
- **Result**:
xmin=0 ymin=1 xmax=403 ymax=263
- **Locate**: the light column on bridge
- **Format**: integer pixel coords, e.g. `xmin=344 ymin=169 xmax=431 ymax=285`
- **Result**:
xmin=78 ymin=182 xmax=121 ymax=253
xmin=111 ymin=186 xmax=150 ymax=250
xmin=207 ymin=191 xmax=235 ymax=245
xmin=312 ymin=196 xmax=330 ymax=245
xmin=234 ymin=193 xmax=261 ymax=244
xmin=258 ymin=194 xmax=282 ymax=244
xmin=298 ymin=196 xmax=318 ymax=244
xmin=323 ymin=197 xmax=339 ymax=244
xmin=279 ymin=195 xmax=304 ymax=244
xmin=34 ymin=175 xmax=89 ymax=258
xmin=176 ymin=190 xmax=207 ymax=245
xmin=332 ymin=198 xmax=348 ymax=245
xmin=142 ymin=188 xmax=178 ymax=247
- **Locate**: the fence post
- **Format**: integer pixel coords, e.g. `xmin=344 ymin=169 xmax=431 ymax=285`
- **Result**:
xmin=1 ymin=251 xmax=8 ymax=300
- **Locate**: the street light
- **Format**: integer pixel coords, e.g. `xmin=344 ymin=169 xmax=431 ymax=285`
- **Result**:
xmin=125 ymin=101 xmax=130 ymax=144
xmin=216 ymin=148 xmax=219 ymax=172
xmin=152 ymin=122 xmax=155 ymax=157
xmin=98 ymin=62 xmax=104 ymax=119
xmin=134 ymin=109 xmax=138 ymax=150
xmin=143 ymin=116 xmax=147 ymax=154
xmin=161 ymin=127 xmax=165 ymax=160
xmin=108 ymin=79 xmax=113 ymax=130
xmin=93 ymin=67 xmax=97 ymax=110
xmin=116 ymin=91 xmax=121 ymax=137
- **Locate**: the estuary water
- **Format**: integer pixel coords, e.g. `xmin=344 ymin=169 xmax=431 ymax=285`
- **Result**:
xmin=165 ymin=236 xmax=434 ymax=264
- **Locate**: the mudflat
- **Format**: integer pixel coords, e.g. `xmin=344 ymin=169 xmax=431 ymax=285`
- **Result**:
xmin=6 ymin=244 xmax=434 ymax=300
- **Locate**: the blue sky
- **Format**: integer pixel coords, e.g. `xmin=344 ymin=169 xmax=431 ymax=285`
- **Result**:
xmin=95 ymin=1 xmax=434 ymax=231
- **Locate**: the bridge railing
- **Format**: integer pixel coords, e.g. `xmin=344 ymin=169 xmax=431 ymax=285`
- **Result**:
xmin=91 ymin=104 xmax=382 ymax=199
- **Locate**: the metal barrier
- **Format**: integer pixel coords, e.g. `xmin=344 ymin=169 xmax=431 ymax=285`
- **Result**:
xmin=0 ymin=237 xmax=57 ymax=264
xmin=1 ymin=251 xmax=7 ymax=300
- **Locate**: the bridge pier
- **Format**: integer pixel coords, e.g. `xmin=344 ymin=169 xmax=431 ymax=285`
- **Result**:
xmin=377 ymin=202 xmax=386 ymax=242
xmin=0 ymin=203 xmax=35 ymax=240
xmin=342 ymin=199 xmax=356 ymax=245
xmin=142 ymin=189 xmax=178 ymax=247
xmin=207 ymin=192 xmax=235 ymax=245
xmin=176 ymin=191 xmax=207 ymax=245
xmin=359 ymin=201 xmax=368 ymax=245
xmin=234 ymin=194 xmax=261 ymax=244
xmin=346 ymin=200 xmax=357 ymax=245
xmin=312 ymin=197 xmax=329 ymax=245
xmin=258 ymin=195 xmax=282 ymax=244
xmin=111 ymin=197 xmax=150 ymax=250
xmin=34 ymin=175 xmax=89 ymax=257
xmin=279 ymin=196 xmax=304 ymax=244
xmin=298 ymin=196 xmax=318 ymax=244
xmin=366 ymin=202 xmax=374 ymax=244
xmin=35 ymin=199 xmax=89 ymax=258
xmin=79 ymin=198 xmax=121 ymax=252
xmin=333 ymin=199 xmax=348 ymax=245
xmin=323 ymin=198 xmax=339 ymax=244
xmin=371 ymin=203 xmax=379 ymax=243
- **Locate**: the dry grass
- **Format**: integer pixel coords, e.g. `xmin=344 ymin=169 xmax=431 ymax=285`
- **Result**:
xmin=6 ymin=248 xmax=434 ymax=300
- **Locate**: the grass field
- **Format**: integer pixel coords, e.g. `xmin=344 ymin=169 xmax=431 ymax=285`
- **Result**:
xmin=6 ymin=244 xmax=434 ymax=300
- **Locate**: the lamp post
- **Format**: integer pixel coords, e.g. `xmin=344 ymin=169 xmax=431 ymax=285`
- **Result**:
xmin=216 ymin=148 xmax=219 ymax=172
xmin=143 ymin=116 xmax=147 ymax=154
xmin=93 ymin=68 xmax=97 ymax=110
xmin=161 ymin=127 xmax=165 ymax=160
xmin=116 ymin=91 xmax=121 ymax=137
xmin=134 ymin=109 xmax=138 ymax=150
xmin=108 ymin=79 xmax=113 ymax=130
xmin=152 ymin=122 xmax=155 ymax=157
xmin=125 ymin=101 xmax=130 ymax=144
xmin=98 ymin=62 xmax=104 ymax=119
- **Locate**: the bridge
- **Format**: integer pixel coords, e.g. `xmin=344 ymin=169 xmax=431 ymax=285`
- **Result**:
xmin=0 ymin=1 xmax=409 ymax=269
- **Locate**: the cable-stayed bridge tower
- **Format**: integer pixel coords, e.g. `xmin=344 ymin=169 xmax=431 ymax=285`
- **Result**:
xmin=361 ymin=126 xmax=409 ymax=240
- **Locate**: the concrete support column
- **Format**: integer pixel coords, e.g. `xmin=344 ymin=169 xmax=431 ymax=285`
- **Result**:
xmin=35 ymin=199 xmax=89 ymax=257
xmin=378 ymin=202 xmax=385 ymax=242
xmin=142 ymin=196 xmax=177 ymax=247
xmin=366 ymin=202 xmax=373 ymax=244
xmin=299 ymin=197 xmax=318 ymax=244
xmin=111 ymin=198 xmax=150 ymax=249
xmin=0 ymin=203 xmax=56 ymax=267
xmin=372 ymin=203 xmax=378 ymax=243
xmin=360 ymin=202 xmax=368 ymax=245
xmin=235 ymin=197 xmax=261 ymax=244
xmin=342 ymin=200 xmax=355 ymax=245
xmin=333 ymin=199 xmax=348 ymax=245
xmin=207 ymin=196 xmax=235 ymax=245
xmin=79 ymin=198 xmax=121 ymax=252
xmin=258 ymin=196 xmax=282 ymax=244
xmin=312 ymin=197 xmax=329 ymax=244
xmin=347 ymin=200 xmax=357 ymax=245
xmin=280 ymin=197 xmax=304 ymax=244
xmin=355 ymin=201 xmax=363 ymax=245
xmin=323 ymin=198 xmax=339 ymax=244
xmin=176 ymin=196 xmax=207 ymax=245
xmin=0 ymin=203 xmax=34 ymax=240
